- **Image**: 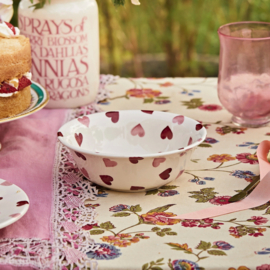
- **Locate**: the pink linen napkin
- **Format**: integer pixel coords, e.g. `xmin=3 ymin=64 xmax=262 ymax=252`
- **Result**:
xmin=0 ymin=108 xmax=67 ymax=239
xmin=171 ymin=140 xmax=270 ymax=220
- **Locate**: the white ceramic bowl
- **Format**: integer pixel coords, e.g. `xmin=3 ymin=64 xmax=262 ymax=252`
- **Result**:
xmin=57 ymin=110 xmax=207 ymax=192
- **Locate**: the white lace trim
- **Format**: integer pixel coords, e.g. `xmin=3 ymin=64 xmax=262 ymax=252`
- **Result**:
xmin=0 ymin=75 xmax=119 ymax=270
xmin=0 ymin=238 xmax=53 ymax=268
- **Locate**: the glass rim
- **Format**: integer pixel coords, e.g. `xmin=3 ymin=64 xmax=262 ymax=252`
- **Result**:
xmin=218 ymin=21 xmax=270 ymax=40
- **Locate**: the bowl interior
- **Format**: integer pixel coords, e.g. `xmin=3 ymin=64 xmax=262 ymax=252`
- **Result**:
xmin=58 ymin=110 xmax=206 ymax=157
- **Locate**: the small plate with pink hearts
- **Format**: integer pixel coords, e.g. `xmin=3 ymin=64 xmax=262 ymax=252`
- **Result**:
xmin=58 ymin=110 xmax=207 ymax=192
xmin=0 ymin=178 xmax=30 ymax=229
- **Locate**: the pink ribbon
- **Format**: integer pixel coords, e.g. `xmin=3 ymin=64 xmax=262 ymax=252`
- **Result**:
xmin=170 ymin=140 xmax=270 ymax=220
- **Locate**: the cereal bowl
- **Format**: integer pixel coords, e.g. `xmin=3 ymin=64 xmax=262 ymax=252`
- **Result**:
xmin=57 ymin=110 xmax=207 ymax=192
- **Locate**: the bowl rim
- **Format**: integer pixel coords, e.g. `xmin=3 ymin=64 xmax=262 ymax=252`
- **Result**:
xmin=57 ymin=110 xmax=207 ymax=158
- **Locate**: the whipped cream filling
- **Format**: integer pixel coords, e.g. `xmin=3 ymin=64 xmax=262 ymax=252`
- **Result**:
xmin=0 ymin=72 xmax=32 ymax=97
xmin=0 ymin=21 xmax=20 ymax=38
xmin=0 ymin=92 xmax=16 ymax=97
xmin=0 ymin=1 xmax=13 ymax=23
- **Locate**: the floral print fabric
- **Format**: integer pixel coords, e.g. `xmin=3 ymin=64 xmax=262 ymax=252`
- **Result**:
xmin=89 ymin=77 xmax=270 ymax=270
xmin=3 ymin=77 xmax=269 ymax=270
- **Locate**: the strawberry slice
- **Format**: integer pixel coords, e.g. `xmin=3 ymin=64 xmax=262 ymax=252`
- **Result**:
xmin=4 ymin=22 xmax=16 ymax=35
xmin=0 ymin=83 xmax=17 ymax=94
xmin=18 ymin=76 xmax=32 ymax=91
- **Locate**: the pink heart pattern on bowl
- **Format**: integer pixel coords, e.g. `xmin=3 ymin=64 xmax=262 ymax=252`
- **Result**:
xmin=159 ymin=168 xmax=172 ymax=180
xmin=141 ymin=110 xmax=153 ymax=114
xmin=81 ymin=168 xmax=89 ymax=178
xmin=75 ymin=133 xmax=83 ymax=147
xmin=131 ymin=124 xmax=145 ymax=137
xmin=105 ymin=111 xmax=119 ymax=123
xmin=78 ymin=116 xmax=90 ymax=127
xmin=130 ymin=186 xmax=145 ymax=190
xmin=75 ymin=151 xmax=86 ymax=160
xmin=58 ymin=110 xmax=207 ymax=192
xmin=176 ymin=169 xmax=184 ymax=179
xmin=172 ymin=115 xmax=185 ymax=125
xmin=152 ymin=158 xmax=166 ymax=167
xmin=103 ymin=158 xmax=118 ymax=167
xmin=161 ymin=126 xmax=173 ymax=140
xmin=196 ymin=123 xmax=203 ymax=131
xmin=100 ymin=175 xmax=114 ymax=185
xmin=129 ymin=157 xmax=144 ymax=164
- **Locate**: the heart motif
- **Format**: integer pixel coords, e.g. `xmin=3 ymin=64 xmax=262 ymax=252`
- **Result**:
xmin=141 ymin=110 xmax=153 ymax=114
xmin=188 ymin=137 xmax=193 ymax=146
xmin=131 ymin=124 xmax=145 ymax=137
xmin=196 ymin=123 xmax=203 ymax=131
xmin=0 ymin=180 xmax=12 ymax=186
xmin=81 ymin=168 xmax=89 ymax=178
xmin=100 ymin=175 xmax=114 ymax=185
xmin=78 ymin=116 xmax=90 ymax=127
xmin=159 ymin=168 xmax=172 ymax=180
xmin=161 ymin=126 xmax=173 ymax=140
xmin=105 ymin=111 xmax=119 ymax=123
xmin=103 ymin=158 xmax=118 ymax=167
xmin=180 ymin=151 xmax=186 ymax=157
xmin=129 ymin=157 xmax=144 ymax=164
xmin=75 ymin=133 xmax=83 ymax=146
xmin=172 ymin=115 xmax=184 ymax=125
xmin=176 ymin=170 xmax=184 ymax=179
xmin=16 ymin=201 xmax=29 ymax=207
xmin=75 ymin=151 xmax=86 ymax=160
xmin=130 ymin=186 xmax=145 ymax=190
xmin=9 ymin=213 xmax=21 ymax=218
xmin=152 ymin=157 xmax=166 ymax=167
xmin=57 ymin=131 xmax=63 ymax=137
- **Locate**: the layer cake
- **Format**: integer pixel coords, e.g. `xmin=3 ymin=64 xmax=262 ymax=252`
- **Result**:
xmin=0 ymin=20 xmax=32 ymax=119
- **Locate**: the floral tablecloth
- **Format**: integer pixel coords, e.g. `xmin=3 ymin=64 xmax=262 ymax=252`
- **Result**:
xmin=88 ymin=77 xmax=270 ymax=270
xmin=1 ymin=76 xmax=270 ymax=270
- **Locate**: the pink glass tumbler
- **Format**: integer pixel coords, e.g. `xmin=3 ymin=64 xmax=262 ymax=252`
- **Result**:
xmin=218 ymin=21 xmax=270 ymax=127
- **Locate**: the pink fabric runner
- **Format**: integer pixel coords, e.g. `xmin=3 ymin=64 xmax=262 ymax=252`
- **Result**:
xmin=171 ymin=140 xmax=270 ymax=220
xmin=0 ymin=108 xmax=67 ymax=239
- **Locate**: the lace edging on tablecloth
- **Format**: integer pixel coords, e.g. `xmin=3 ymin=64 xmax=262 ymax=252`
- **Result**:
xmin=0 ymin=74 xmax=118 ymax=270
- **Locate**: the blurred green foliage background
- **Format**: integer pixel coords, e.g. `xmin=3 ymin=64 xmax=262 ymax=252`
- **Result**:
xmin=11 ymin=0 xmax=270 ymax=78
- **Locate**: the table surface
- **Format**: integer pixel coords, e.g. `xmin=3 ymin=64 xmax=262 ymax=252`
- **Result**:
xmin=2 ymin=76 xmax=270 ymax=270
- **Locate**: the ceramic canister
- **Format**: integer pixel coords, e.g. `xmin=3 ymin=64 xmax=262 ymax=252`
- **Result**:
xmin=18 ymin=0 xmax=100 ymax=108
